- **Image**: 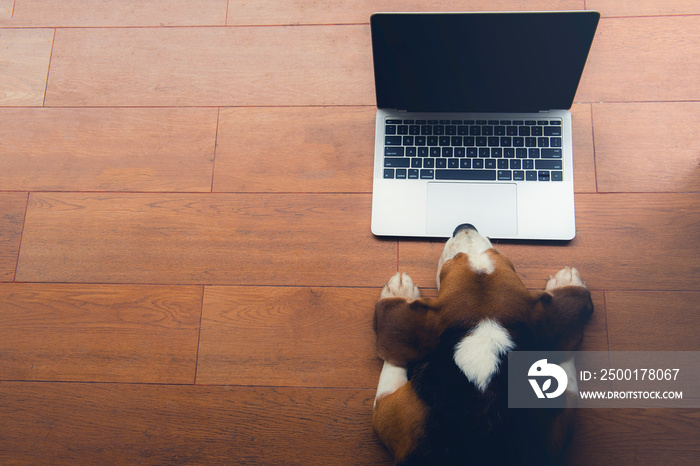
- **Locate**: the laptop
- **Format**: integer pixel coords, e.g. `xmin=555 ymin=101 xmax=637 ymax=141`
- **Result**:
xmin=370 ymin=11 xmax=600 ymax=239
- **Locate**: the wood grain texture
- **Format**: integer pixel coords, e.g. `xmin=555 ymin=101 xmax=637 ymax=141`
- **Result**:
xmin=571 ymin=104 xmax=596 ymax=193
xmin=592 ymin=102 xmax=700 ymax=193
xmin=399 ymin=194 xmax=700 ymax=292
xmin=226 ymin=0 xmax=585 ymax=25
xmin=0 ymin=28 xmax=53 ymax=106
xmin=0 ymin=382 xmax=390 ymax=465
xmin=566 ymin=409 xmax=700 ymax=466
xmin=606 ymin=291 xmax=700 ymax=351
xmin=0 ymin=0 xmax=228 ymax=27
xmin=0 ymin=108 xmax=218 ymax=192
xmin=214 ymin=106 xmax=375 ymax=193
xmin=198 ymin=286 xmax=381 ymax=387
xmin=0 ymin=193 xmax=27 ymax=281
xmin=44 ymin=26 xmax=374 ymax=107
xmin=587 ymin=0 xmax=700 ymax=17
xmin=577 ymin=16 xmax=700 ymax=103
xmin=16 ymin=193 xmax=397 ymax=286
xmin=0 ymin=283 xmax=202 ymax=383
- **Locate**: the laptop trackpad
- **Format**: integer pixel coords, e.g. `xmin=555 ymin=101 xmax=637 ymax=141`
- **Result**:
xmin=426 ymin=183 xmax=518 ymax=238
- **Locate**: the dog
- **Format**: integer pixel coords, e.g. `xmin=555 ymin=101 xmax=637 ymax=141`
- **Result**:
xmin=372 ymin=224 xmax=593 ymax=465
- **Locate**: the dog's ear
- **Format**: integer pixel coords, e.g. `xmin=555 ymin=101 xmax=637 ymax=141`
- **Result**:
xmin=535 ymin=287 xmax=594 ymax=351
xmin=374 ymin=297 xmax=439 ymax=367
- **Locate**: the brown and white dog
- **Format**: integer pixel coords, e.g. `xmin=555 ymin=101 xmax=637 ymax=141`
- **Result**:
xmin=372 ymin=224 xmax=593 ymax=465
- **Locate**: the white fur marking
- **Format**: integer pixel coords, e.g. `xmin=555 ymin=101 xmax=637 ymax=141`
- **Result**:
xmin=374 ymin=361 xmax=408 ymax=408
xmin=453 ymin=319 xmax=514 ymax=392
xmin=437 ymin=229 xmax=494 ymax=289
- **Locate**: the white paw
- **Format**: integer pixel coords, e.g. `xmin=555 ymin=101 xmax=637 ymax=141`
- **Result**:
xmin=381 ymin=272 xmax=420 ymax=300
xmin=546 ymin=266 xmax=586 ymax=290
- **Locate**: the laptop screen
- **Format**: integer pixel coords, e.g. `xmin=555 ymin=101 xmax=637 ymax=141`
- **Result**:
xmin=371 ymin=12 xmax=599 ymax=113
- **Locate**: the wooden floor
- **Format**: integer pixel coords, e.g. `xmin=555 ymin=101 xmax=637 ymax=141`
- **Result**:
xmin=1 ymin=0 xmax=698 ymax=464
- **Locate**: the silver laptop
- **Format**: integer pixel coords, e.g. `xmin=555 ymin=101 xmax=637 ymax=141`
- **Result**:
xmin=370 ymin=11 xmax=599 ymax=239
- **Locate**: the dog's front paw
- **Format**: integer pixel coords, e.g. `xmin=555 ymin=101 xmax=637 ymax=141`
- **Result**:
xmin=546 ymin=266 xmax=586 ymax=290
xmin=381 ymin=272 xmax=420 ymax=301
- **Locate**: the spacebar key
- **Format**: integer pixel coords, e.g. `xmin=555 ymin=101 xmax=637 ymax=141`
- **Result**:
xmin=435 ymin=169 xmax=497 ymax=180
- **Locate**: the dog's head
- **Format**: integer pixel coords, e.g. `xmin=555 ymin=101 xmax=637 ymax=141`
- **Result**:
xmin=375 ymin=224 xmax=593 ymax=368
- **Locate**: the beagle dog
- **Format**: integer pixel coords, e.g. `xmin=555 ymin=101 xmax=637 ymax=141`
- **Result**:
xmin=372 ymin=224 xmax=593 ymax=465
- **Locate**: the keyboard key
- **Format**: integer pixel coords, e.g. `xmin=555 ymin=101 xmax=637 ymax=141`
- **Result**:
xmin=411 ymin=158 xmax=422 ymax=168
xmin=538 ymin=171 xmax=551 ymax=181
xmin=544 ymin=126 xmax=562 ymax=136
xmin=397 ymin=125 xmax=409 ymax=135
xmin=491 ymin=148 xmax=502 ymax=158
xmin=385 ymin=136 xmax=402 ymax=145
xmin=415 ymin=136 xmax=426 ymax=146
xmin=383 ymin=169 xmax=394 ymax=179
xmin=384 ymin=157 xmax=410 ymax=168
xmin=523 ymin=159 xmax=534 ymax=170
xmin=455 ymin=148 xmax=466 ymax=157
xmin=408 ymin=169 xmax=419 ymax=179
xmin=476 ymin=137 xmax=487 ymax=146
xmin=421 ymin=125 xmax=432 ymax=135
xmin=385 ymin=125 xmax=397 ymax=135
xmin=386 ymin=120 xmax=402 ymax=124
xmin=498 ymin=170 xmax=512 ymax=180
xmin=551 ymin=137 xmax=562 ymax=147
xmin=403 ymin=136 xmax=414 ymax=145
xmin=551 ymin=171 xmax=563 ymax=181
xmin=466 ymin=148 xmax=478 ymax=157
xmin=384 ymin=147 xmax=404 ymax=156
xmin=420 ymin=169 xmax=435 ymax=179
xmin=442 ymin=147 xmax=453 ymax=157
xmin=538 ymin=137 xmax=549 ymax=147
xmin=513 ymin=170 xmax=525 ymax=181
xmin=458 ymin=126 xmax=469 ymax=135
xmin=434 ymin=125 xmax=445 ymax=135
xmin=448 ymin=159 xmax=459 ymax=168
xmin=485 ymin=159 xmax=496 ymax=169
xmin=482 ymin=126 xmax=493 ymax=136
xmin=435 ymin=169 xmax=497 ymax=180
xmin=430 ymin=148 xmax=440 ymax=157
xmin=529 ymin=148 xmax=540 ymax=158
xmin=526 ymin=170 xmax=538 ymax=181
xmin=479 ymin=148 xmax=490 ymax=158
xmin=424 ymin=158 xmax=435 ymax=168
xmin=436 ymin=158 xmax=447 ymax=169
xmin=516 ymin=148 xmax=527 ymax=158
xmin=460 ymin=159 xmax=471 ymax=168
xmin=525 ymin=137 xmax=537 ymax=147
xmin=488 ymin=137 xmax=500 ymax=147
xmin=541 ymin=148 xmax=562 ymax=158
xmin=446 ymin=125 xmax=457 ymax=135
xmin=470 ymin=126 xmax=481 ymax=136
xmin=427 ymin=136 xmax=438 ymax=146
xmin=473 ymin=159 xmax=484 ymax=169
xmin=536 ymin=160 xmax=563 ymax=170
xmin=525 ymin=120 xmax=536 ymax=125
xmin=451 ymin=136 xmax=462 ymax=146
xmin=418 ymin=147 xmax=429 ymax=157
xmin=506 ymin=126 xmax=518 ymax=136
xmin=406 ymin=147 xmax=416 ymax=157
xmin=495 ymin=126 xmax=506 ymax=136
xmin=510 ymin=159 xmax=521 ymax=169
xmin=519 ymin=126 xmax=531 ymax=136
xmin=439 ymin=136 xmax=451 ymax=146
xmin=504 ymin=148 xmax=515 ymax=158
xmin=396 ymin=169 xmax=407 ymax=179
xmin=409 ymin=125 xmax=420 ymax=135
xmin=531 ymin=126 xmax=543 ymax=136
xmin=497 ymin=159 xmax=509 ymax=169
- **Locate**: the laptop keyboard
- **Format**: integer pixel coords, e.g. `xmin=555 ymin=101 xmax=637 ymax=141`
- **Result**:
xmin=382 ymin=119 xmax=563 ymax=182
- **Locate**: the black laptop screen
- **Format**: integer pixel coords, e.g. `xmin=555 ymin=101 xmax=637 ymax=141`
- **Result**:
xmin=371 ymin=12 xmax=599 ymax=113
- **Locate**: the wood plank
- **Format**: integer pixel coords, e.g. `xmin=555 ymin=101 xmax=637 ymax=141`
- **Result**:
xmin=398 ymin=193 xmax=700 ymax=292
xmin=587 ymin=0 xmax=700 ymax=17
xmin=0 ymin=0 xmax=227 ymax=27
xmin=577 ymin=16 xmax=700 ymax=103
xmin=0 ymin=28 xmax=53 ymax=106
xmin=0 ymin=192 xmax=27 ymax=281
xmin=16 ymin=193 xmax=397 ymax=286
xmin=0 ymin=382 xmax=390 ymax=464
xmin=0 ymin=0 xmax=12 ymax=20
xmin=198 ymin=286 xmax=382 ymax=387
xmin=566 ymin=409 xmax=700 ymax=465
xmin=227 ymin=0 xmax=585 ymax=25
xmin=593 ymin=102 xmax=700 ymax=193
xmin=44 ymin=26 xmax=374 ymax=107
xmin=213 ymin=106 xmax=375 ymax=193
xmin=605 ymin=291 xmax=700 ymax=351
xmin=0 ymin=284 xmax=202 ymax=383
xmin=0 ymin=108 xmax=217 ymax=192
xmin=571 ymin=103 xmax=596 ymax=193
